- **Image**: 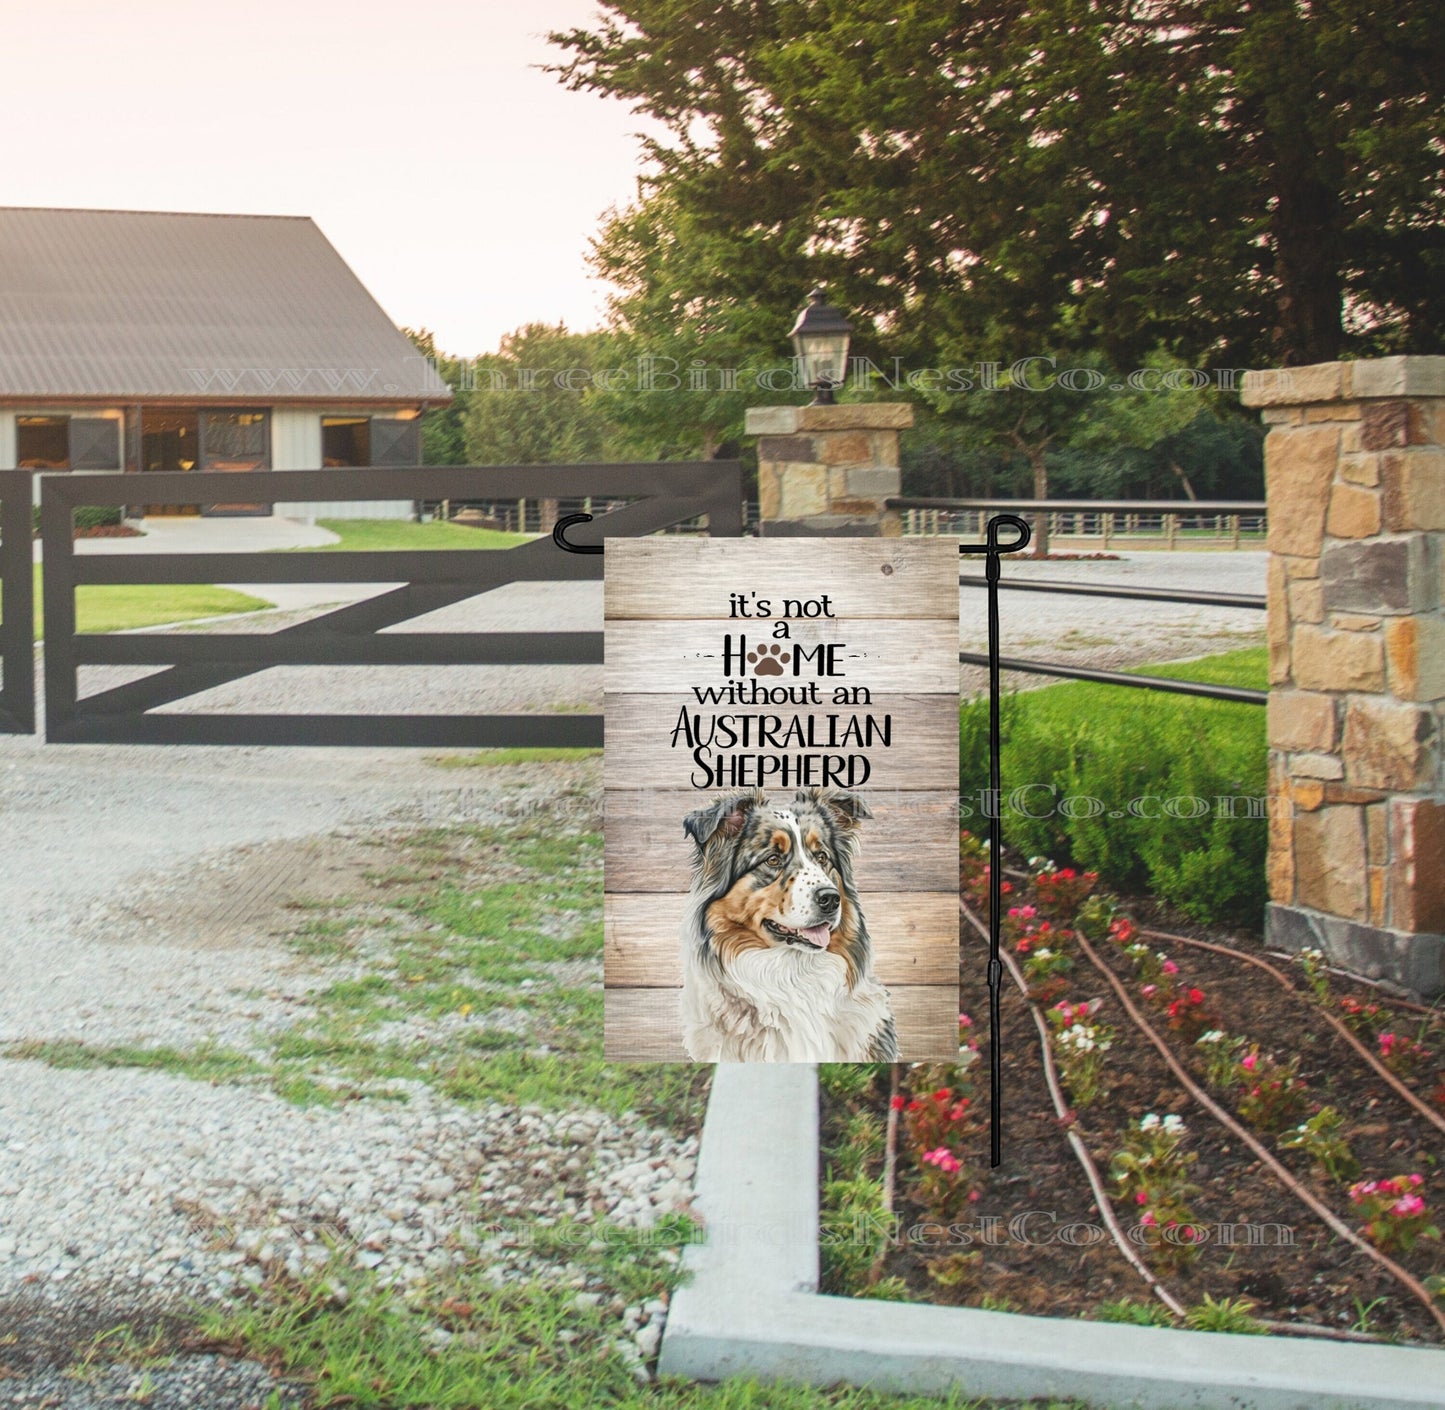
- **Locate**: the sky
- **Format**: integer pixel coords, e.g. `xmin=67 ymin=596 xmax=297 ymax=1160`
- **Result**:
xmin=1 ymin=0 xmax=654 ymax=357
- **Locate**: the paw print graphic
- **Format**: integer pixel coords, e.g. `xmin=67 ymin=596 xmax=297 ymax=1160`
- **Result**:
xmin=749 ymin=643 xmax=790 ymax=677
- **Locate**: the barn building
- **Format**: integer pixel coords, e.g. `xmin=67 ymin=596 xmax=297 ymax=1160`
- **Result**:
xmin=0 ymin=206 xmax=449 ymax=518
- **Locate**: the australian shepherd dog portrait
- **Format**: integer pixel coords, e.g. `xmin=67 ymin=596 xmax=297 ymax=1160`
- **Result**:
xmin=679 ymin=787 xmax=898 ymax=1062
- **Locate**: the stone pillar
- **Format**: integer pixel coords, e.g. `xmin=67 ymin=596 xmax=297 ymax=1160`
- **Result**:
xmin=744 ymin=403 xmax=913 ymax=536
xmin=1242 ymin=356 xmax=1445 ymax=996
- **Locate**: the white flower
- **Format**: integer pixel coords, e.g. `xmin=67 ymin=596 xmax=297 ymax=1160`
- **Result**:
xmin=1197 ymin=1030 xmax=1225 ymax=1046
xmin=1140 ymin=1114 xmax=1160 ymax=1132
xmin=1033 ymin=948 xmax=1053 ymax=960
xmin=1298 ymin=947 xmax=1323 ymax=963
xmin=1162 ymin=1115 xmax=1186 ymax=1136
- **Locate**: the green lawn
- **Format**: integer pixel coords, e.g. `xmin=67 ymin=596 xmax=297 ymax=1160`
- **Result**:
xmin=28 ymin=564 xmax=272 ymax=637
xmin=961 ymin=646 xmax=1269 ymax=926
xmin=313 ymin=518 xmax=535 ymax=551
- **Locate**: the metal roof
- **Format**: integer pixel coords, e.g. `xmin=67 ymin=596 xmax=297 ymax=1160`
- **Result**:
xmin=0 ymin=207 xmax=451 ymax=402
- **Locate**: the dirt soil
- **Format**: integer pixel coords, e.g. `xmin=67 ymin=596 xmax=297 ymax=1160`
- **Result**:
xmin=828 ymin=858 xmax=1445 ymax=1345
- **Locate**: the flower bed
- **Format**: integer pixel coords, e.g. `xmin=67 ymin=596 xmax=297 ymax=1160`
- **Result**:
xmin=819 ymin=836 xmax=1445 ymax=1345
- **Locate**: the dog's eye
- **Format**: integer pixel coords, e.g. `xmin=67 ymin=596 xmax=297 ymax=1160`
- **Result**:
xmin=761 ymin=851 xmax=782 ymax=870
xmin=814 ymin=850 xmax=831 ymax=867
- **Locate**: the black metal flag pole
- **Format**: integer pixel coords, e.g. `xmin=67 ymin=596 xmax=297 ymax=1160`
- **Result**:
xmin=957 ymin=514 xmax=1031 ymax=1167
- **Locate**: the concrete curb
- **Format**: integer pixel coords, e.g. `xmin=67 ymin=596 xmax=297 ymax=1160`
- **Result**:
xmin=659 ymin=1064 xmax=1443 ymax=1409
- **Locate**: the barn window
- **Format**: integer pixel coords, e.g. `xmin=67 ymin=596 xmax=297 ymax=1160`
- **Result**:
xmin=371 ymin=417 xmax=420 ymax=467
xmin=70 ymin=417 xmax=122 ymax=470
xmin=322 ymin=416 xmax=371 ymax=466
xmin=16 ymin=415 xmax=122 ymax=471
xmin=17 ymin=416 xmax=71 ymax=469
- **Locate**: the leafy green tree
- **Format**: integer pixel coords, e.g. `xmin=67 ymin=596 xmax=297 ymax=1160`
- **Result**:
xmin=906 ymin=346 xmax=1213 ymax=553
xmin=460 ymin=324 xmax=620 ymax=467
xmin=403 ymin=327 xmax=469 ymax=466
xmin=551 ymin=2 xmax=1445 ymax=368
xmin=583 ymin=193 xmax=804 ymax=466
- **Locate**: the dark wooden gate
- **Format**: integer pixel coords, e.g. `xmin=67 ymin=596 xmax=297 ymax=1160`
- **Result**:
xmin=0 ymin=471 xmax=35 ymax=733
xmin=36 ymin=463 xmax=741 ymax=746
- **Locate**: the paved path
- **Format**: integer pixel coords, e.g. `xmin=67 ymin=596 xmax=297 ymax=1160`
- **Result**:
xmin=959 ymin=548 xmax=1267 ymax=692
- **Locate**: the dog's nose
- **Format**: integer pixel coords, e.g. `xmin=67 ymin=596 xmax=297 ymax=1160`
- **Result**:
xmin=816 ymin=887 xmax=840 ymax=915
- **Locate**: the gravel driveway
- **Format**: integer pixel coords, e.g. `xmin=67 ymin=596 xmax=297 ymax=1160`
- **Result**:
xmin=0 ymin=548 xmax=1262 ymax=1404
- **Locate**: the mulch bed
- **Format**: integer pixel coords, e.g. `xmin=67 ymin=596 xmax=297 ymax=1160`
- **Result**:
xmin=75 ymin=525 xmax=143 ymax=538
xmin=32 ymin=525 xmax=144 ymax=539
xmin=822 ymin=853 xmax=1445 ymax=1344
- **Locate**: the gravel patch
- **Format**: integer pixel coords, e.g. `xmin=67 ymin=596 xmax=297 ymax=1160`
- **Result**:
xmin=0 ymin=745 xmax=592 ymax=1050
xmin=0 ymin=1064 xmax=695 ymax=1306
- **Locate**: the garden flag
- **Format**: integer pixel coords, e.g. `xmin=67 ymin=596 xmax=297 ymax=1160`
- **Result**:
xmin=602 ymin=538 xmax=960 ymax=1065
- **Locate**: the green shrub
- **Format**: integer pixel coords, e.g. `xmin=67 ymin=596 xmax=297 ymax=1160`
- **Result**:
xmin=960 ymin=648 xmax=1267 ymax=927
xmin=74 ymin=504 xmax=124 ymax=530
xmin=31 ymin=504 xmax=125 ymax=533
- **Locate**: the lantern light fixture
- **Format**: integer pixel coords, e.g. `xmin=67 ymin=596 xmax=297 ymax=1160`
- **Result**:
xmin=788 ymin=287 xmax=852 ymax=405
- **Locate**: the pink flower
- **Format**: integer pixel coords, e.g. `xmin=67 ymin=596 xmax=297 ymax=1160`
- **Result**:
xmin=921 ymin=1147 xmax=962 ymax=1175
xmin=1410 ymin=1174 xmax=1424 ymax=1186
xmin=1139 ymin=1212 xmax=1158 ymax=1228
xmin=1141 ymin=984 xmax=1157 ymax=999
xmin=1136 ymin=1192 xmax=1148 ymax=1205
xmin=958 ymin=1013 xmax=973 ymax=1028
xmin=1379 ymin=1032 xmax=1397 ymax=1054
xmin=1241 ymin=1052 xmax=1258 ymax=1073
xmin=1161 ymin=960 xmax=1179 ymax=976
xmin=1392 ymin=1194 xmax=1425 ymax=1217
xmin=967 ymin=1189 xmax=981 ymax=1202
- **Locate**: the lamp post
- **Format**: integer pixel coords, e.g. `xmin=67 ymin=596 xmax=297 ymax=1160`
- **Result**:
xmin=788 ymin=288 xmax=853 ymax=405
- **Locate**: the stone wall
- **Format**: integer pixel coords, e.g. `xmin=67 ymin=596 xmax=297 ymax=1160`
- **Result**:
xmin=1242 ymin=356 xmax=1445 ymax=995
xmin=744 ymin=403 xmax=913 ymax=536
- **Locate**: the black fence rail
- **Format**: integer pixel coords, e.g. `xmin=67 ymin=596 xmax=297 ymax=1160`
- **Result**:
xmin=0 ymin=471 xmax=35 ymax=733
xmin=40 ymin=463 xmax=742 ymax=746
xmin=939 ymin=500 xmax=1269 ymax=706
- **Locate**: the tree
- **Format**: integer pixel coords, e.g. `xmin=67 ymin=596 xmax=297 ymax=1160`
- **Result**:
xmin=461 ymin=324 xmax=620 ymax=467
xmin=458 ymin=324 xmax=626 ymax=530
xmin=910 ymin=345 xmax=1214 ymax=554
xmin=403 ymin=328 xmax=469 ymax=465
xmin=551 ymin=2 xmax=1445 ymax=368
xmin=582 ymin=191 xmax=808 ymax=467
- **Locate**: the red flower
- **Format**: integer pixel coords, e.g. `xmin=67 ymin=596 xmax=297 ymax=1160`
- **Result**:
xmin=889 ymin=1094 xmax=905 ymax=1111
xmin=1187 ymin=988 xmax=1205 ymax=1005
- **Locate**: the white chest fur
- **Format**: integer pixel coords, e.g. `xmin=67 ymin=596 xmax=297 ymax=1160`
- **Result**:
xmin=681 ymin=943 xmax=893 ymax=1062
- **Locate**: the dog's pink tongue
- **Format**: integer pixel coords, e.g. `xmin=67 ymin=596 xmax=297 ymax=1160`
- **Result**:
xmin=799 ymin=925 xmax=831 ymax=948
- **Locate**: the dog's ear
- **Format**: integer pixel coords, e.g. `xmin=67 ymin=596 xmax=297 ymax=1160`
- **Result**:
xmin=828 ymin=792 xmax=872 ymax=830
xmin=802 ymin=787 xmax=871 ymax=833
xmin=683 ymin=790 xmax=758 ymax=852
